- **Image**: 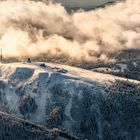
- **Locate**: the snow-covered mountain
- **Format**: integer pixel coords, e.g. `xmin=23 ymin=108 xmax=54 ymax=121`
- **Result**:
xmin=0 ymin=62 xmax=140 ymax=140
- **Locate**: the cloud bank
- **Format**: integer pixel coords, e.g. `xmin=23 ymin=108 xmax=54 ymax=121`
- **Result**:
xmin=0 ymin=0 xmax=140 ymax=62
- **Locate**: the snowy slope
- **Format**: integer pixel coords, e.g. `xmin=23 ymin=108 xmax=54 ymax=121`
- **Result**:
xmin=0 ymin=62 xmax=139 ymax=140
xmin=0 ymin=62 xmax=138 ymax=84
xmin=0 ymin=62 xmax=108 ymax=119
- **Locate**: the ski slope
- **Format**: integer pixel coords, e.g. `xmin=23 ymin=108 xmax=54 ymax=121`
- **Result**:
xmin=0 ymin=62 xmax=138 ymax=83
xmin=0 ymin=62 xmax=139 ymax=140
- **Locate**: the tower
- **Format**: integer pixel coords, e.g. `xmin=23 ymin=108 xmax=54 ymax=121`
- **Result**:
xmin=0 ymin=48 xmax=2 ymax=63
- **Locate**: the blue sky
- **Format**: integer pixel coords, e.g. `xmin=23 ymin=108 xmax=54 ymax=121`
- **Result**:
xmin=55 ymin=0 xmax=117 ymax=7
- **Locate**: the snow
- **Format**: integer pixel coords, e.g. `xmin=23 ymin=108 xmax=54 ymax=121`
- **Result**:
xmin=116 ymin=63 xmax=128 ymax=72
xmin=0 ymin=62 xmax=139 ymax=123
xmin=34 ymin=72 xmax=50 ymax=122
xmin=93 ymin=67 xmax=120 ymax=74
xmin=133 ymin=62 xmax=137 ymax=67
xmin=0 ymin=62 xmax=139 ymax=140
xmin=0 ymin=62 xmax=138 ymax=83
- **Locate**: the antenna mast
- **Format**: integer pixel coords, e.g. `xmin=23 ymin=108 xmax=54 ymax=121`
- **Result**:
xmin=0 ymin=48 xmax=2 ymax=63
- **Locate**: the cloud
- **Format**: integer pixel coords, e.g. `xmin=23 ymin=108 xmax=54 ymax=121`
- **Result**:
xmin=0 ymin=0 xmax=139 ymax=62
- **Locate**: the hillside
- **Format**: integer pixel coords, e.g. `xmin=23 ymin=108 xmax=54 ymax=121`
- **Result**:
xmin=0 ymin=62 xmax=140 ymax=140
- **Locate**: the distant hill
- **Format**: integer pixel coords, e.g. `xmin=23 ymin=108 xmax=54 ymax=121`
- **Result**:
xmin=65 ymin=1 xmax=117 ymax=12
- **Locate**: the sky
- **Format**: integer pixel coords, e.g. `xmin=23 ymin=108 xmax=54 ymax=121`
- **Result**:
xmin=55 ymin=0 xmax=117 ymax=7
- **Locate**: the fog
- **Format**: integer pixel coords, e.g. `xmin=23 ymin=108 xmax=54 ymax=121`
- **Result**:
xmin=0 ymin=0 xmax=139 ymax=62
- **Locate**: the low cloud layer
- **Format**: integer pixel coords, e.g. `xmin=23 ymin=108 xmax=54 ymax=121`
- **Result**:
xmin=0 ymin=0 xmax=139 ymax=62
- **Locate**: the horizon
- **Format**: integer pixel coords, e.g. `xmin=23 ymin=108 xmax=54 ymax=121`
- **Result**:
xmin=55 ymin=0 xmax=117 ymax=7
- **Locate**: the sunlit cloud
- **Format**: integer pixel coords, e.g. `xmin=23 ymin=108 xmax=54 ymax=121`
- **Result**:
xmin=0 ymin=0 xmax=139 ymax=62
